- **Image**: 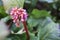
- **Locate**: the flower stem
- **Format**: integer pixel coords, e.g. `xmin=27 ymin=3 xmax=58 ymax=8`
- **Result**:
xmin=23 ymin=21 xmax=30 ymax=40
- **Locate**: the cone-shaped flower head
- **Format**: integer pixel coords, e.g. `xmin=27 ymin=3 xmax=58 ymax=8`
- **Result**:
xmin=10 ymin=7 xmax=28 ymax=27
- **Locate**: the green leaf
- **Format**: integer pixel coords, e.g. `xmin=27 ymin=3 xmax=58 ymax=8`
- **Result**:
xmin=29 ymin=32 xmax=38 ymax=40
xmin=31 ymin=9 xmax=50 ymax=19
xmin=37 ymin=17 xmax=60 ymax=40
xmin=11 ymin=22 xmax=24 ymax=33
xmin=7 ymin=33 xmax=26 ymax=40
xmin=27 ymin=18 xmax=38 ymax=27
xmin=30 ymin=0 xmax=38 ymax=6
xmin=2 ymin=0 xmax=25 ymax=11
xmin=0 ymin=16 xmax=11 ymax=22
xmin=27 ymin=17 xmax=39 ymax=32
xmin=0 ymin=6 xmax=8 ymax=19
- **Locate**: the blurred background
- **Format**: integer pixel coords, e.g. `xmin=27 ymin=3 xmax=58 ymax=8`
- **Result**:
xmin=0 ymin=0 xmax=60 ymax=40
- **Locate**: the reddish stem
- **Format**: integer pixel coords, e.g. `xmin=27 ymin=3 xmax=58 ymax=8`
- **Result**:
xmin=23 ymin=21 xmax=30 ymax=40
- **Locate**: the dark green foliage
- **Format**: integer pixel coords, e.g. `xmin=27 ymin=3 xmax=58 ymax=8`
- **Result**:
xmin=0 ymin=6 xmax=8 ymax=19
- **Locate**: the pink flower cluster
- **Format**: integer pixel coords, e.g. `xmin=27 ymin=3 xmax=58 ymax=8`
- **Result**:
xmin=10 ymin=7 xmax=28 ymax=27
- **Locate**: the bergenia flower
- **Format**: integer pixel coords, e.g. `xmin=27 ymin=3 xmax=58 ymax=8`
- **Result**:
xmin=10 ymin=7 xmax=28 ymax=27
xmin=10 ymin=7 xmax=30 ymax=40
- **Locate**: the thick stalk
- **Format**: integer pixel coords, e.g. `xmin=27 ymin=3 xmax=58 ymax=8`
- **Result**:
xmin=23 ymin=21 xmax=30 ymax=40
